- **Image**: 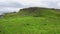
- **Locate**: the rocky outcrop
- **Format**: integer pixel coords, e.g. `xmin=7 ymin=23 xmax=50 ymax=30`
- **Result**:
xmin=0 ymin=15 xmax=4 ymax=18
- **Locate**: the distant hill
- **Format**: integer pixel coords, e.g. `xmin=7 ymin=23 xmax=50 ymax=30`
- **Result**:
xmin=4 ymin=7 xmax=60 ymax=18
xmin=18 ymin=7 xmax=60 ymax=17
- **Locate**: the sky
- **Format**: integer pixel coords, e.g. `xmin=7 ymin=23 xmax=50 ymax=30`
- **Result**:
xmin=0 ymin=0 xmax=60 ymax=15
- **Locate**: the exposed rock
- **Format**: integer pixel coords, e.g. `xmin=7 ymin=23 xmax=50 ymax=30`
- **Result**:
xmin=0 ymin=15 xmax=4 ymax=18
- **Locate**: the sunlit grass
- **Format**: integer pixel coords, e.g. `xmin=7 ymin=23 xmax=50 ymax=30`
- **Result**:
xmin=0 ymin=17 xmax=60 ymax=34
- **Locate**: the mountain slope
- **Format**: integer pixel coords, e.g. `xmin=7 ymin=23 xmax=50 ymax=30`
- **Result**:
xmin=18 ymin=7 xmax=60 ymax=17
xmin=0 ymin=7 xmax=60 ymax=34
xmin=4 ymin=7 xmax=60 ymax=18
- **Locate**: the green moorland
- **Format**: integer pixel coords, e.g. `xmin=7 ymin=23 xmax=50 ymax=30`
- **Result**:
xmin=0 ymin=7 xmax=60 ymax=34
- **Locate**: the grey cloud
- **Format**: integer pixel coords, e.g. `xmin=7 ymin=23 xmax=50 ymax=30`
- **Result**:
xmin=0 ymin=2 xmax=25 ymax=14
xmin=47 ymin=2 xmax=60 ymax=9
xmin=0 ymin=2 xmax=25 ymax=8
xmin=39 ymin=1 xmax=60 ymax=9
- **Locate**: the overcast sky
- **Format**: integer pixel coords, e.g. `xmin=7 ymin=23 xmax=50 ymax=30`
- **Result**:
xmin=0 ymin=0 xmax=60 ymax=14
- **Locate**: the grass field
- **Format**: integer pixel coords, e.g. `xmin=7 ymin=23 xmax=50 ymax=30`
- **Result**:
xmin=0 ymin=7 xmax=60 ymax=34
xmin=0 ymin=16 xmax=60 ymax=34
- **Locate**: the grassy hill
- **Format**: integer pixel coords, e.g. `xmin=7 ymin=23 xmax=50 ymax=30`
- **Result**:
xmin=4 ymin=7 xmax=60 ymax=18
xmin=0 ymin=7 xmax=60 ymax=34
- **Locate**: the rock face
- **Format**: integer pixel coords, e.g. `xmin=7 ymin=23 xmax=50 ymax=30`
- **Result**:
xmin=18 ymin=7 xmax=56 ymax=17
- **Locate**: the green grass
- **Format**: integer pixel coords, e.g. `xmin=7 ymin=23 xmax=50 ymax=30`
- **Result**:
xmin=0 ymin=7 xmax=60 ymax=34
xmin=0 ymin=17 xmax=60 ymax=34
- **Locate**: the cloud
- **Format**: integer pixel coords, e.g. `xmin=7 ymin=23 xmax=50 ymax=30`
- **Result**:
xmin=22 ymin=0 xmax=60 ymax=8
xmin=0 ymin=2 xmax=24 ymax=8
xmin=0 ymin=0 xmax=60 ymax=14
xmin=0 ymin=1 xmax=25 ymax=14
xmin=0 ymin=0 xmax=60 ymax=8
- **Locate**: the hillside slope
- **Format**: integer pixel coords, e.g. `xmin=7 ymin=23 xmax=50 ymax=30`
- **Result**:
xmin=4 ymin=7 xmax=60 ymax=18
xmin=0 ymin=7 xmax=60 ymax=34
